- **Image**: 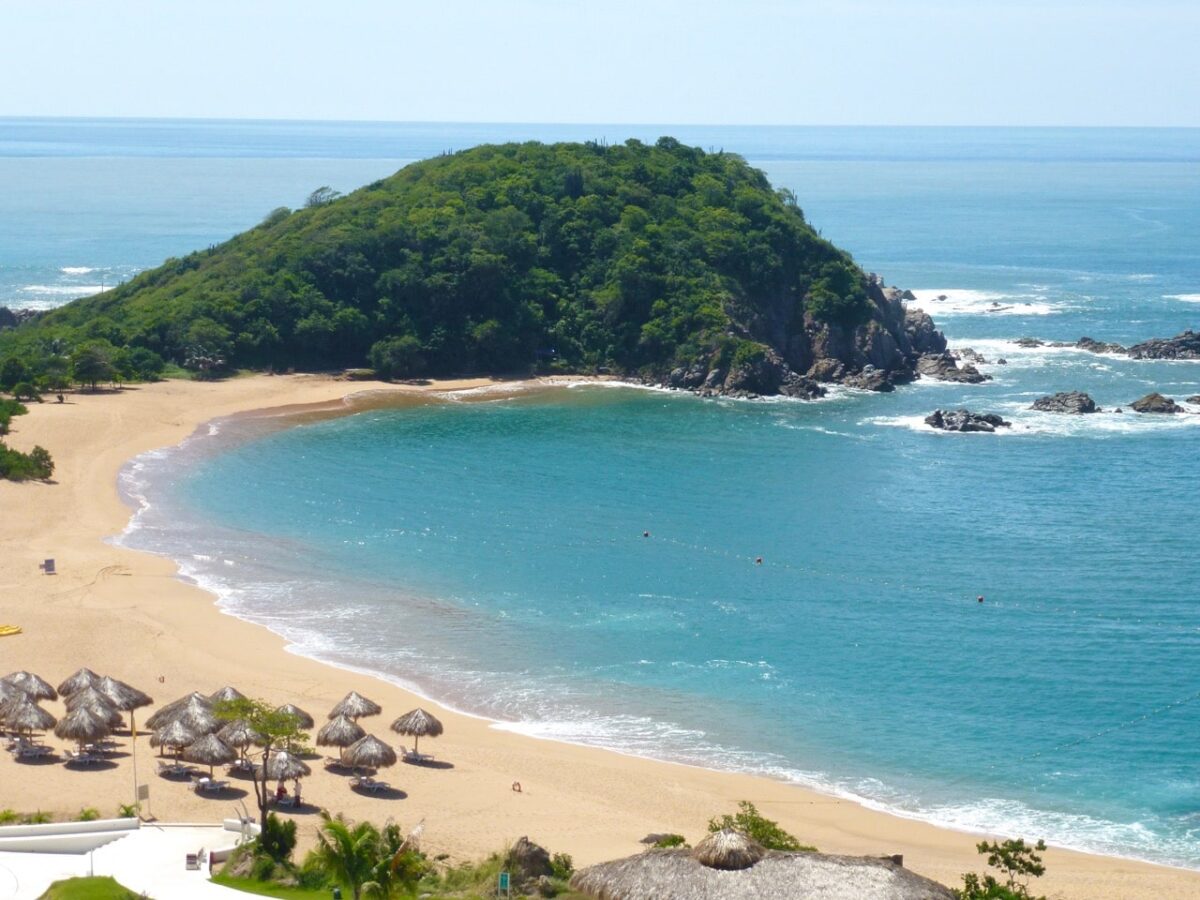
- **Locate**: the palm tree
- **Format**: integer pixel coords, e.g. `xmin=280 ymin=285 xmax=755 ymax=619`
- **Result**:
xmin=312 ymin=811 xmax=384 ymax=899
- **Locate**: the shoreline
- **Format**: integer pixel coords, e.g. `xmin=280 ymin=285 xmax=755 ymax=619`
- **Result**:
xmin=1 ymin=373 xmax=1197 ymax=898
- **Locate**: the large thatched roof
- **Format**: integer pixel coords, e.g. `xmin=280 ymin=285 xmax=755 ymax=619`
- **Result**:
xmin=317 ymin=714 xmax=365 ymax=748
xmin=258 ymin=751 xmax=311 ymax=780
xmin=65 ymin=686 xmax=119 ymax=715
xmin=691 ymin=829 xmax=765 ymax=870
xmin=390 ymin=707 xmax=444 ymax=738
xmin=56 ymin=667 xmax=100 ymax=698
xmin=570 ymin=848 xmax=957 ymax=900
xmin=329 ymin=691 xmax=381 ymax=721
xmin=209 ymin=685 xmax=246 ymax=704
xmin=54 ymin=706 xmax=113 ymax=743
xmin=182 ymin=733 xmax=236 ymax=767
xmin=151 ymin=719 xmax=198 ymax=749
xmin=2 ymin=697 xmax=56 ymax=732
xmin=218 ymin=718 xmax=264 ymax=749
xmin=343 ymin=734 xmax=397 ymax=769
xmin=145 ymin=692 xmax=211 ymax=730
xmin=97 ymin=676 xmax=153 ymax=711
xmin=276 ymin=703 xmax=315 ymax=728
xmin=3 ymin=671 xmax=58 ymax=701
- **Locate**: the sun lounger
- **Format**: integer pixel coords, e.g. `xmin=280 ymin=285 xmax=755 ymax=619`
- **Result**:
xmin=403 ymin=749 xmax=434 ymax=764
xmin=66 ymin=750 xmax=101 ymax=765
xmin=16 ymin=745 xmax=51 ymax=759
xmin=353 ymin=776 xmax=390 ymax=793
xmin=228 ymin=757 xmax=255 ymax=773
xmin=194 ymin=777 xmax=229 ymax=794
xmin=39 ymin=559 xmax=56 ymax=575
xmin=158 ymin=760 xmax=193 ymax=777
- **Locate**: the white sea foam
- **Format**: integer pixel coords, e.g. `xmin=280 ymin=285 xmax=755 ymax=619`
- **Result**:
xmin=1164 ymin=293 xmax=1200 ymax=304
xmin=19 ymin=283 xmax=106 ymax=296
xmin=868 ymin=405 xmax=1200 ymax=438
xmin=59 ymin=266 xmax=96 ymax=275
xmin=907 ymin=288 xmax=1062 ymax=317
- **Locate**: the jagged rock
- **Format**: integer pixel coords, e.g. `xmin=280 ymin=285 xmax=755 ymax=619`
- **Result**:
xmin=954 ymin=347 xmax=988 ymax=365
xmin=1127 ymin=330 xmax=1200 ymax=360
xmin=904 ymin=309 xmax=947 ymax=356
xmin=996 ymin=358 xmax=1008 ymax=365
xmin=779 ymin=375 xmax=825 ymax=399
xmin=843 ymin=367 xmax=893 ymax=392
xmin=1032 ymin=391 xmax=1098 ymax=414
xmin=900 ymin=289 xmax=916 ymax=301
xmin=1188 ymin=395 xmax=1200 ymax=404
xmin=807 ymin=359 xmax=845 ymax=382
xmin=915 ymin=353 xmax=991 ymax=384
xmin=925 ymin=409 xmax=1012 ymax=433
xmin=1015 ymin=337 xmax=1044 ymax=348
xmin=1130 ymin=392 xmax=1183 ymax=413
xmin=1076 ymin=336 xmax=1127 ymax=355
xmin=507 ymin=836 xmax=553 ymax=888
xmin=702 ymin=368 xmax=726 ymax=390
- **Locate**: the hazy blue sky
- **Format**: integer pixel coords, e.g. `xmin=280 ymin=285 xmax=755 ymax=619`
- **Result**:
xmin=5 ymin=0 xmax=1197 ymax=125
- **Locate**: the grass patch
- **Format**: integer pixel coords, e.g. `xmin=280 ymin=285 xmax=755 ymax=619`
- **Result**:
xmin=38 ymin=877 xmax=141 ymax=900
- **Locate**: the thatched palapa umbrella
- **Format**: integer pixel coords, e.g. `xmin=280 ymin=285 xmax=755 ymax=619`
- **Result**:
xmin=54 ymin=705 xmax=112 ymax=752
xmin=342 ymin=734 xmax=397 ymax=773
xmin=96 ymin=676 xmax=153 ymax=735
xmin=390 ymin=707 xmax=444 ymax=754
xmin=569 ymin=830 xmax=959 ymax=900
xmin=217 ymin=719 xmax=264 ymax=761
xmin=56 ymin=667 xmax=100 ymax=698
xmin=0 ymin=681 xmax=26 ymax=708
xmin=182 ymin=733 xmax=236 ymax=778
xmin=145 ymin=692 xmax=211 ymax=730
xmin=258 ymin=750 xmax=311 ymax=781
xmin=209 ymin=685 xmax=246 ymax=704
xmin=3 ymin=671 xmax=58 ymax=702
xmin=151 ymin=719 xmax=198 ymax=762
xmin=2 ymin=696 xmax=56 ymax=736
xmin=329 ymin=691 xmax=381 ymax=721
xmin=276 ymin=703 xmax=315 ymax=729
xmin=317 ymin=714 xmax=365 ymax=763
xmin=65 ymin=685 xmax=119 ymax=714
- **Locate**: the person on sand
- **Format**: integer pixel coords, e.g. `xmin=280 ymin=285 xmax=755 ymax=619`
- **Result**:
xmin=511 ymin=781 xmax=522 ymax=793
xmin=276 ymin=781 xmax=288 ymax=804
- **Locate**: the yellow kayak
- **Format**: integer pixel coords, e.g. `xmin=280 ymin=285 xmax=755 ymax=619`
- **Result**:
xmin=0 ymin=625 xmax=21 ymax=637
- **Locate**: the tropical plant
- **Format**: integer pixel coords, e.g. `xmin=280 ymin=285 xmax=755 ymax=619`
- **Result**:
xmin=309 ymin=812 xmax=385 ymax=900
xmin=258 ymin=812 xmax=297 ymax=863
xmin=708 ymin=800 xmax=814 ymax=852
xmin=212 ymin=697 xmax=309 ymax=829
xmin=956 ymin=838 xmax=1049 ymax=900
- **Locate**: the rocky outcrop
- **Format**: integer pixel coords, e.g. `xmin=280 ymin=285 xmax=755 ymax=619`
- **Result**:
xmin=1130 ymin=393 xmax=1183 ymax=414
xmin=1031 ymin=391 xmax=1099 ymax=414
xmin=1076 ymin=336 xmax=1127 ymax=355
xmin=0 ymin=307 xmax=38 ymax=331
xmin=662 ymin=276 xmax=951 ymax=399
xmin=506 ymin=836 xmax=554 ymax=893
xmin=925 ymin=409 xmax=1012 ymax=433
xmin=1127 ymin=330 xmax=1200 ymax=360
xmin=954 ymin=347 xmax=988 ymax=365
xmin=1015 ymin=337 xmax=1044 ymax=348
xmin=915 ymin=352 xmax=990 ymax=384
xmin=1188 ymin=395 xmax=1200 ymax=404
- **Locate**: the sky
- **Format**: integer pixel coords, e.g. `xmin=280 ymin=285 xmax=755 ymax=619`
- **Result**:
xmin=3 ymin=0 xmax=1198 ymax=126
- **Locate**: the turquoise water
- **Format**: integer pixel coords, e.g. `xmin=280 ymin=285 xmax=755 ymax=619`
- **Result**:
xmin=6 ymin=120 xmax=1199 ymax=866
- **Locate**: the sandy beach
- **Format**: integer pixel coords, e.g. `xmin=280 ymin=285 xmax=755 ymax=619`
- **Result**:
xmin=0 ymin=373 xmax=1195 ymax=899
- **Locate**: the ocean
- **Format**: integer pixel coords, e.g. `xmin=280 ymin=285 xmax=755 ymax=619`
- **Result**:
xmin=5 ymin=119 xmax=1199 ymax=867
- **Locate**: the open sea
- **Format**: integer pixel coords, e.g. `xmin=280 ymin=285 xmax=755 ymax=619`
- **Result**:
xmin=4 ymin=119 xmax=1199 ymax=868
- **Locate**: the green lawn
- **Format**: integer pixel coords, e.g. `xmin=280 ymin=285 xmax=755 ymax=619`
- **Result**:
xmin=38 ymin=877 xmax=141 ymax=900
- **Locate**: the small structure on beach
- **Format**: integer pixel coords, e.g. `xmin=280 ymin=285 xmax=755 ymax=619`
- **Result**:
xmin=318 ymin=714 xmax=365 ymax=763
xmin=151 ymin=719 xmax=198 ymax=762
xmin=276 ymin=703 xmax=315 ymax=729
xmin=209 ymin=685 xmax=246 ymax=704
xmin=183 ymin=733 xmax=236 ymax=778
xmin=55 ymin=705 xmax=113 ymax=753
xmin=329 ymin=691 xmax=382 ymax=721
xmin=57 ymin=667 xmax=101 ymax=698
xmin=390 ymin=707 xmax=443 ymax=755
xmin=570 ymin=829 xmax=956 ymax=900
xmin=3 ymin=671 xmax=58 ymax=702
xmin=258 ymin=750 xmax=311 ymax=781
xmin=2 ymin=696 xmax=57 ymax=737
xmin=342 ymin=734 xmax=397 ymax=772
xmin=146 ymin=692 xmax=212 ymax=730
xmin=95 ymin=676 xmax=154 ymax=733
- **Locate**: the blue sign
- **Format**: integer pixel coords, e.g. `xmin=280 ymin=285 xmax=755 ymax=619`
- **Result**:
xmin=498 ymin=871 xmax=510 ymax=890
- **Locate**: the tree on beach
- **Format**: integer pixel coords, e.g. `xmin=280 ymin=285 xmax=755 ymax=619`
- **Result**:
xmin=213 ymin=698 xmax=309 ymax=830
xmin=311 ymin=812 xmax=385 ymax=900
xmin=955 ymin=838 xmax=1048 ymax=900
xmin=70 ymin=342 xmax=116 ymax=391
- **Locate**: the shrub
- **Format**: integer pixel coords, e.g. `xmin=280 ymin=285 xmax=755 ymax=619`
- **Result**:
xmin=0 ymin=809 xmax=18 ymax=824
xmin=550 ymin=851 xmax=574 ymax=879
xmin=708 ymin=801 xmax=814 ymax=852
xmin=257 ymin=812 xmax=297 ymax=863
xmin=117 ymin=803 xmax=139 ymax=819
xmin=76 ymin=807 xmax=101 ymax=822
xmin=653 ymin=833 xmax=688 ymax=848
xmin=956 ymin=839 xmax=1048 ymax=900
xmin=10 ymin=381 xmax=39 ymax=402
xmin=22 ymin=811 xmax=51 ymax=824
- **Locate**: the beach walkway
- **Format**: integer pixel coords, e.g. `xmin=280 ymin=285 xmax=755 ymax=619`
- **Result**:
xmin=0 ymin=823 xmax=245 ymax=899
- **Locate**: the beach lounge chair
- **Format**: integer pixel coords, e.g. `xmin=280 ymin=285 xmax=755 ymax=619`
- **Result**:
xmin=353 ymin=775 xmax=390 ymax=793
xmin=39 ymin=559 xmax=56 ymax=575
xmin=403 ymin=748 xmax=433 ymax=765
xmin=185 ymin=852 xmax=200 ymax=870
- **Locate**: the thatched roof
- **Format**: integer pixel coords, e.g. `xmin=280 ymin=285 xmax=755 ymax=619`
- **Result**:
xmin=217 ymin=718 xmax=264 ymax=749
xmin=151 ymin=719 xmax=198 ymax=749
xmin=258 ymin=750 xmax=311 ymax=780
xmin=390 ymin=707 xmax=444 ymax=738
xmin=182 ymin=733 xmax=236 ymax=767
xmin=146 ymin=692 xmax=211 ymax=729
xmin=54 ymin=706 xmax=112 ymax=743
xmin=56 ymin=667 xmax=100 ymax=698
xmin=277 ymin=703 xmax=315 ymax=728
xmin=3 ymin=671 xmax=58 ymax=701
xmin=317 ymin=714 xmax=365 ymax=748
xmin=343 ymin=734 xmax=397 ymax=769
xmin=65 ymin=686 xmax=119 ymax=715
xmin=570 ymin=849 xmax=957 ymax=900
xmin=2 ymin=697 xmax=56 ymax=732
xmin=691 ymin=829 xmax=765 ymax=870
xmin=209 ymin=685 xmax=246 ymax=704
xmin=96 ymin=676 xmax=153 ymax=711
xmin=329 ymin=691 xmax=381 ymax=721
xmin=0 ymin=681 xmax=25 ymax=707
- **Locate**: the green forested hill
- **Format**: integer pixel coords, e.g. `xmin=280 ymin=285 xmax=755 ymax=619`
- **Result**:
xmin=0 ymin=138 xmax=943 ymax=395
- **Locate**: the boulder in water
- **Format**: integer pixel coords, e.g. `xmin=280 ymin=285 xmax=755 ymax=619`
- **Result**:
xmin=1031 ymin=391 xmax=1099 ymax=414
xmin=1130 ymin=392 xmax=1182 ymax=414
xmin=915 ymin=353 xmax=990 ymax=384
xmin=1076 ymin=336 xmax=1127 ymax=355
xmin=843 ymin=367 xmax=894 ymax=392
xmin=1015 ymin=337 xmax=1044 ymax=348
xmin=1187 ymin=395 xmax=1200 ymax=405
xmin=924 ymin=409 xmax=1012 ymax=433
xmin=1127 ymin=330 xmax=1200 ymax=360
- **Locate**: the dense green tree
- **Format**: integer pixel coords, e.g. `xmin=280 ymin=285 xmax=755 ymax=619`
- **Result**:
xmin=310 ymin=813 xmax=384 ymax=900
xmin=70 ymin=343 xmax=116 ymax=390
xmin=0 ymin=357 xmax=29 ymax=391
xmin=0 ymin=139 xmax=878 ymax=383
xmin=212 ymin=698 xmax=309 ymax=830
